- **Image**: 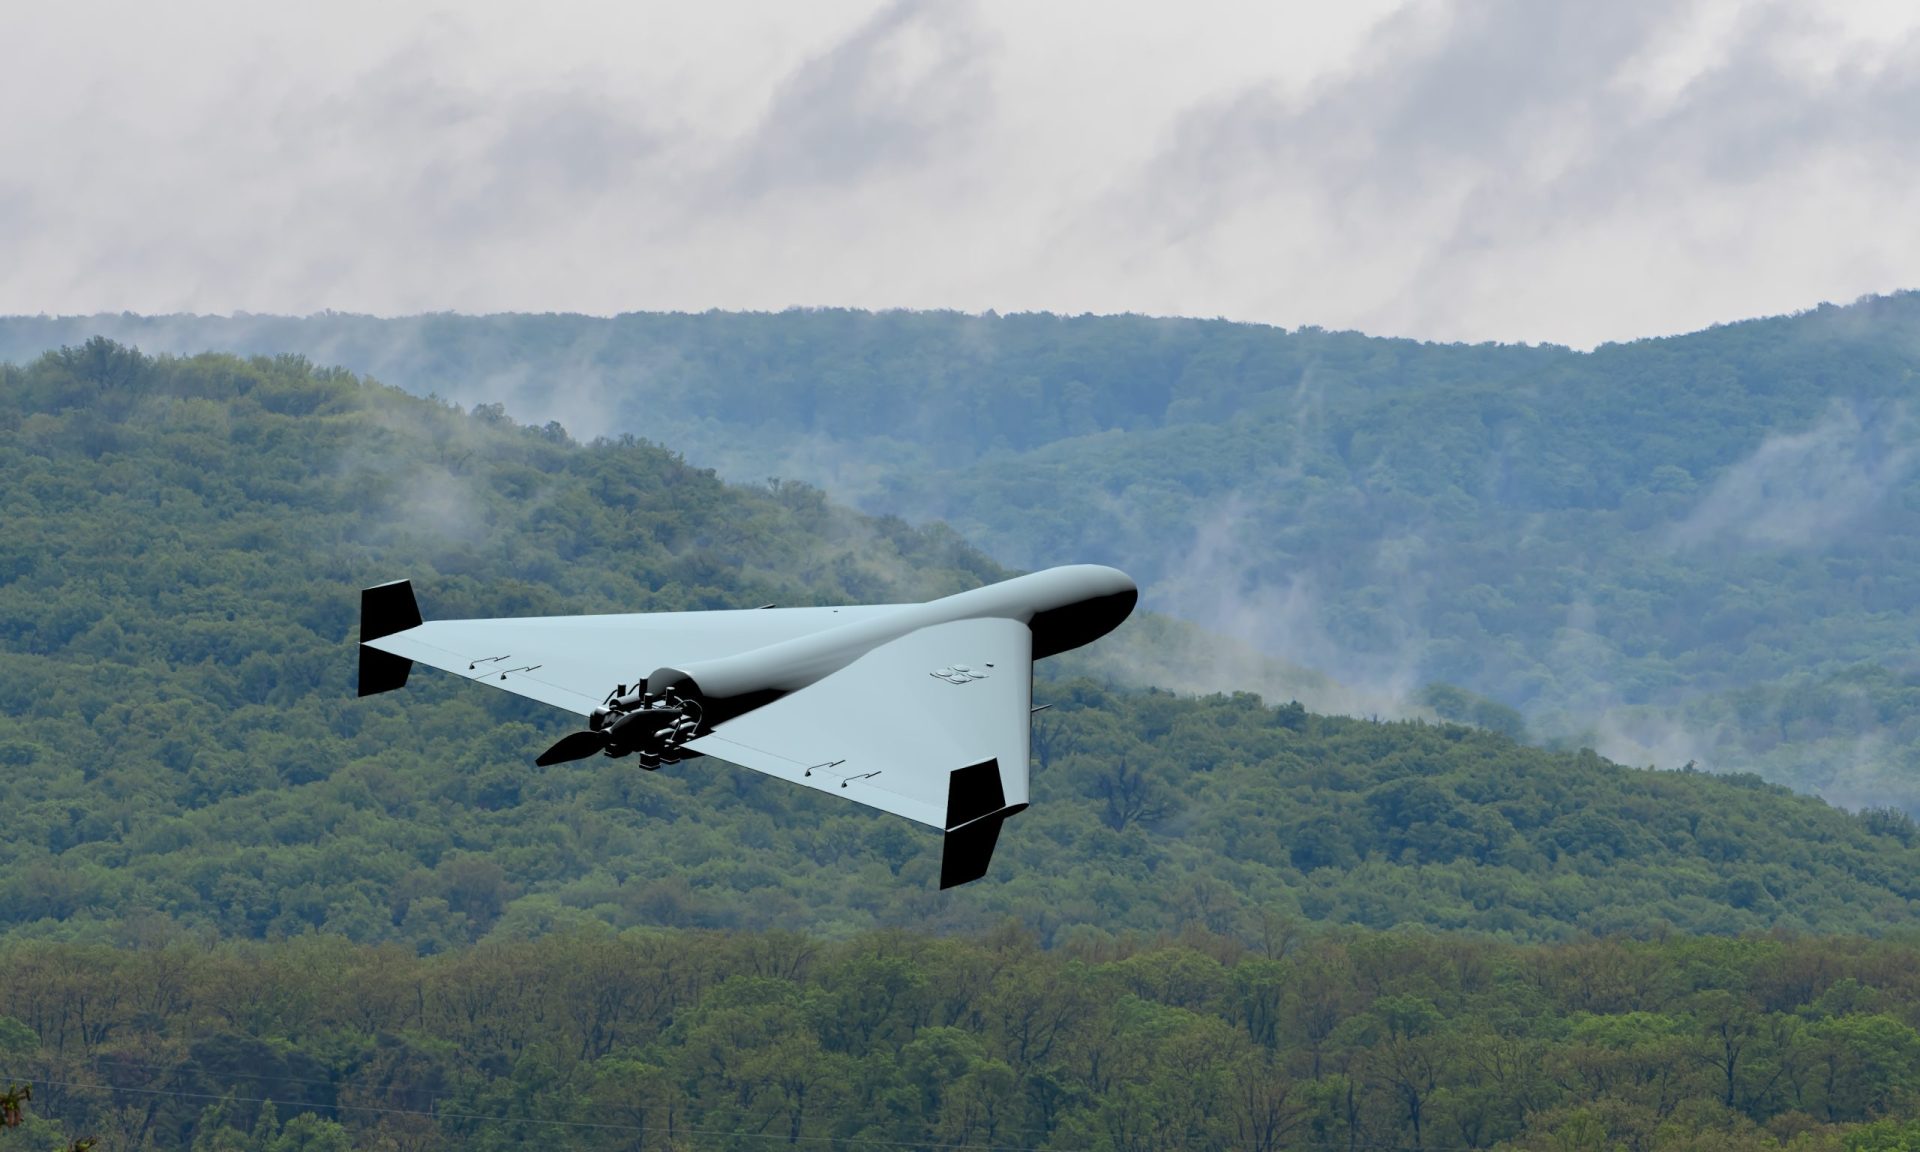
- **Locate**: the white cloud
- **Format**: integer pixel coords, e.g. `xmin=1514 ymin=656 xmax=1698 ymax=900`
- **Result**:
xmin=4 ymin=0 xmax=1919 ymax=345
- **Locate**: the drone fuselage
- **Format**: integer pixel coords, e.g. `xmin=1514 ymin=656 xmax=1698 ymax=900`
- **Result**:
xmin=643 ymin=564 xmax=1137 ymax=728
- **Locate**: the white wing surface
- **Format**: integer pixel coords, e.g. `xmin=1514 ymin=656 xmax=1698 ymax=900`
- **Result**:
xmin=686 ymin=615 xmax=1033 ymax=831
xmin=365 ymin=603 xmax=907 ymax=715
xmin=356 ymin=567 xmax=1138 ymax=889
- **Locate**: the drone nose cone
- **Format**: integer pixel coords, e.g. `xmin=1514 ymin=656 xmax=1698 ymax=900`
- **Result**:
xmin=1027 ymin=565 xmax=1139 ymax=659
xmin=1083 ymin=564 xmax=1137 ymax=599
xmin=1050 ymin=564 xmax=1137 ymax=609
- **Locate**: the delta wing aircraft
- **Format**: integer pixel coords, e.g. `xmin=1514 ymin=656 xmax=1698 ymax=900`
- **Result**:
xmin=356 ymin=566 xmax=1137 ymax=888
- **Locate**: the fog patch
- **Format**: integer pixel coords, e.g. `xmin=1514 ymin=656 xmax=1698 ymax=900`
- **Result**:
xmin=1564 ymin=706 xmax=1726 ymax=774
xmin=336 ymin=392 xmax=497 ymax=547
xmin=1669 ymin=402 xmax=1919 ymax=551
xmin=1135 ymin=493 xmax=1430 ymax=718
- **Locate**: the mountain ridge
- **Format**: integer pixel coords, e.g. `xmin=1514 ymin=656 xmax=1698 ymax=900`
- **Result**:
xmin=3 ymin=341 xmax=1918 ymax=949
xmin=11 ymin=298 xmax=1914 ymax=810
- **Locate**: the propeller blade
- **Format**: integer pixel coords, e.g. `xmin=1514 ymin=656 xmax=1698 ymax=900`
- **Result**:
xmin=535 ymin=730 xmax=611 ymax=766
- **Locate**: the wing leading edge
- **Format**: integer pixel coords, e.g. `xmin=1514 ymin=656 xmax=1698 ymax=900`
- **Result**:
xmin=358 ymin=581 xmax=907 ymax=715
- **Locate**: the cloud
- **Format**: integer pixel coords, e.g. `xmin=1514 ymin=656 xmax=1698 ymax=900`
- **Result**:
xmin=252 ymin=59 xmax=667 ymax=284
xmin=4 ymin=1 xmax=1920 ymax=344
xmin=1669 ymin=402 xmax=1920 ymax=551
xmin=1068 ymin=0 xmax=1920 ymax=343
xmin=723 ymin=0 xmax=995 ymax=199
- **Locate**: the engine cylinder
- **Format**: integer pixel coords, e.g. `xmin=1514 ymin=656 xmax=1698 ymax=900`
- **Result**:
xmin=607 ymin=710 xmax=656 ymax=741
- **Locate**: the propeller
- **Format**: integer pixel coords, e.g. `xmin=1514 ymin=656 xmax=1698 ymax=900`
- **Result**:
xmin=535 ymin=699 xmax=695 ymax=767
xmin=535 ymin=729 xmax=611 ymax=766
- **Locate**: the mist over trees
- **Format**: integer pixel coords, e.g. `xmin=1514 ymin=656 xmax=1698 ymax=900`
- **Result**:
xmin=8 ymin=297 xmax=1919 ymax=811
xmin=2 ymin=342 xmax=1917 ymax=952
xmin=10 ymin=341 xmax=1920 ymax=1149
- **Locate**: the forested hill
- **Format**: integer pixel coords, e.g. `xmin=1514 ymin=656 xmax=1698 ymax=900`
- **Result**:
xmin=4 ymin=341 xmax=1920 ymax=949
xmin=5 ymin=300 xmax=1920 ymax=813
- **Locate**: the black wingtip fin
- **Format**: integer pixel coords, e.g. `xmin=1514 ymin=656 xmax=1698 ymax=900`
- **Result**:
xmin=361 ymin=579 xmax=423 ymax=642
xmin=938 ymin=759 xmax=1027 ymax=889
xmin=940 ymin=814 xmax=1006 ymax=889
xmin=357 ymin=645 xmax=412 ymax=696
xmin=356 ymin=579 xmax=423 ymax=697
xmin=946 ymin=759 xmax=1007 ymax=830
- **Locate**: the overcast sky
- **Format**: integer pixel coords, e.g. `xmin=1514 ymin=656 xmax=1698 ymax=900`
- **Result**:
xmin=6 ymin=0 xmax=1919 ymax=346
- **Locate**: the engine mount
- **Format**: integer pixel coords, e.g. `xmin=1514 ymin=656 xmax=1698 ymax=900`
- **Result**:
xmin=587 ymin=682 xmax=704 ymax=767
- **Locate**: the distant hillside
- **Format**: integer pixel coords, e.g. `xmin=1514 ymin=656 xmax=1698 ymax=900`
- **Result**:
xmin=8 ymin=301 xmax=1917 ymax=809
xmin=3 ymin=342 xmax=1918 ymax=950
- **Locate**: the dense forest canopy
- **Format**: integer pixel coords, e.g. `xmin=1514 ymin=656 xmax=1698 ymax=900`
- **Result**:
xmin=12 ymin=927 xmax=1920 ymax=1151
xmin=2 ymin=343 xmax=1915 ymax=951
xmin=7 ymin=299 xmax=1919 ymax=812
xmin=8 ymin=342 xmax=1920 ymax=1151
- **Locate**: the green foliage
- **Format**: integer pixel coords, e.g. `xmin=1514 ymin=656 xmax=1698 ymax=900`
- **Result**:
xmin=1849 ymin=1118 xmax=1920 ymax=1152
xmin=3 ymin=342 xmax=1920 ymax=950
xmin=1422 ymin=682 xmax=1528 ymax=740
xmin=8 ymin=341 xmax=1920 ymax=1150
xmin=8 ymin=929 xmax=1920 ymax=1150
xmin=16 ymin=301 xmax=1920 ymax=805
